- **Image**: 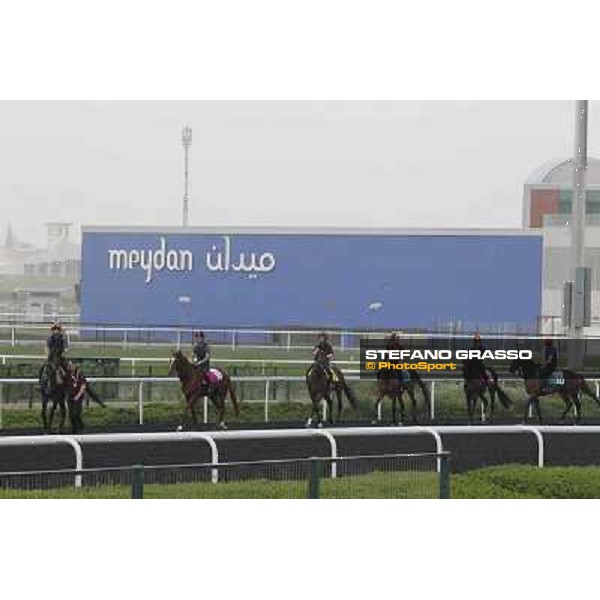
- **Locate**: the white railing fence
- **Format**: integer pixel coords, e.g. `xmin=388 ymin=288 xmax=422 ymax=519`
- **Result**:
xmin=2 ymin=425 xmax=600 ymax=488
xmin=0 ymin=322 xmax=575 ymax=351
xmin=0 ymin=375 xmax=599 ymax=429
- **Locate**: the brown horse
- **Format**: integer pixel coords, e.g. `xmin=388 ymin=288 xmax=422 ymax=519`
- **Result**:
xmin=305 ymin=363 xmax=357 ymax=427
xmin=373 ymin=369 xmax=430 ymax=425
xmin=168 ymin=350 xmax=239 ymax=429
xmin=509 ymin=357 xmax=600 ymax=423
xmin=462 ymin=363 xmax=512 ymax=424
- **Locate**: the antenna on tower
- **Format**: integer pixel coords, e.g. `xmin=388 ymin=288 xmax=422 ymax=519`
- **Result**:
xmin=181 ymin=125 xmax=193 ymax=227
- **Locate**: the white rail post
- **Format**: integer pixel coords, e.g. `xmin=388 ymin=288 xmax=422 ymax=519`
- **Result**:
xmin=203 ymin=396 xmax=208 ymax=424
xmin=231 ymin=330 xmax=237 ymax=352
xmin=138 ymin=381 xmax=144 ymax=425
xmin=11 ymin=326 xmax=15 ymax=347
xmin=286 ymin=331 xmax=291 ymax=352
xmin=131 ymin=359 xmax=136 ymax=377
xmin=0 ymin=383 xmax=3 ymax=429
xmin=430 ymin=381 xmax=436 ymax=421
xmin=264 ymin=379 xmax=270 ymax=422
xmin=322 ymin=401 xmax=328 ymax=423
xmin=596 ymin=380 xmax=599 ymax=399
xmin=377 ymin=401 xmax=382 ymax=422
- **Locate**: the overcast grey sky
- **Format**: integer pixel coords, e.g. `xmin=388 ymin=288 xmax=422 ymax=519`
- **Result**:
xmin=1 ymin=100 xmax=593 ymax=245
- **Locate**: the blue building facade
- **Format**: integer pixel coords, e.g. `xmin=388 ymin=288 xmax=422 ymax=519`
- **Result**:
xmin=81 ymin=227 xmax=543 ymax=332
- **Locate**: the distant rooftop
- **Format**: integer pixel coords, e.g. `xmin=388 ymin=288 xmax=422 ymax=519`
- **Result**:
xmin=526 ymin=157 xmax=600 ymax=185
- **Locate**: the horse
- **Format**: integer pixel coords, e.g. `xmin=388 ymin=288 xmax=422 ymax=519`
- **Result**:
xmin=305 ymin=363 xmax=357 ymax=427
xmin=509 ymin=357 xmax=600 ymax=423
xmin=168 ymin=350 xmax=239 ymax=429
xmin=462 ymin=362 xmax=512 ymax=424
xmin=39 ymin=361 xmax=68 ymax=433
xmin=372 ymin=368 xmax=430 ymax=425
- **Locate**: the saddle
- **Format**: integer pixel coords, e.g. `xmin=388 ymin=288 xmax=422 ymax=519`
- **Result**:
xmin=542 ymin=370 xmax=565 ymax=391
xmin=310 ymin=363 xmax=338 ymax=383
xmin=205 ymin=368 xmax=224 ymax=386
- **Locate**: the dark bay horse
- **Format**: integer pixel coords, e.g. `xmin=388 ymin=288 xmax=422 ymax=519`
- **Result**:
xmin=509 ymin=357 xmax=600 ymax=423
xmin=462 ymin=362 xmax=512 ymax=424
xmin=373 ymin=369 xmax=430 ymax=425
xmin=39 ymin=361 xmax=68 ymax=433
xmin=305 ymin=363 xmax=357 ymax=427
xmin=169 ymin=350 xmax=239 ymax=429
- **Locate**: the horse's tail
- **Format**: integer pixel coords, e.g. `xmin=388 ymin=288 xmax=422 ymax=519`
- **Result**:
xmin=341 ymin=378 xmax=358 ymax=411
xmin=487 ymin=367 xmax=512 ymax=409
xmin=494 ymin=386 xmax=513 ymax=410
xmin=411 ymin=371 xmax=431 ymax=414
xmin=227 ymin=376 xmax=240 ymax=416
xmin=578 ymin=376 xmax=600 ymax=408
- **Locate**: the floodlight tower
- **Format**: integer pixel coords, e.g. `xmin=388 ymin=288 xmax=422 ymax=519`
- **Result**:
xmin=181 ymin=125 xmax=193 ymax=227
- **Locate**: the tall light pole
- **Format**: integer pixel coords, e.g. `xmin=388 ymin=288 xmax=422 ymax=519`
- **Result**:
xmin=181 ymin=125 xmax=192 ymax=227
xmin=567 ymin=101 xmax=590 ymax=367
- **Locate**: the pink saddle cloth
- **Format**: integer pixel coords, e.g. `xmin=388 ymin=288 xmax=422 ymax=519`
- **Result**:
xmin=205 ymin=368 xmax=224 ymax=385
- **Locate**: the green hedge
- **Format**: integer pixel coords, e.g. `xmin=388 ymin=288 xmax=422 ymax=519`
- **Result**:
xmin=453 ymin=465 xmax=600 ymax=499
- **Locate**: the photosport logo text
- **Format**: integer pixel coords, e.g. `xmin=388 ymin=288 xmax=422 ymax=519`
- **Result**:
xmin=359 ymin=339 xmax=534 ymax=379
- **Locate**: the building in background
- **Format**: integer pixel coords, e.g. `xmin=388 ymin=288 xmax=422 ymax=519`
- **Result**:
xmin=23 ymin=222 xmax=81 ymax=277
xmin=523 ymin=158 xmax=600 ymax=327
xmin=0 ymin=223 xmax=38 ymax=275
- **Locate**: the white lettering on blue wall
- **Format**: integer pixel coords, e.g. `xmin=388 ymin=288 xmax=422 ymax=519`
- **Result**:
xmin=206 ymin=236 xmax=276 ymax=275
xmin=108 ymin=237 xmax=193 ymax=283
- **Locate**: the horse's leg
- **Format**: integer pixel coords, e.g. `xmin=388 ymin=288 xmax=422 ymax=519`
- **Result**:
xmin=407 ymin=387 xmax=418 ymax=425
xmin=480 ymin=390 xmax=488 ymax=424
xmin=559 ymin=390 xmax=573 ymax=422
xmin=324 ymin=391 xmax=333 ymax=426
xmin=466 ymin=389 xmax=474 ymax=424
xmin=533 ymin=396 xmax=542 ymax=424
xmin=48 ymin=396 xmax=57 ymax=431
xmin=398 ymin=391 xmax=406 ymax=425
xmin=217 ymin=393 xmax=227 ymax=429
xmin=488 ymin=387 xmax=495 ymax=423
xmin=572 ymin=391 xmax=582 ymax=424
xmin=372 ymin=391 xmax=383 ymax=425
xmin=335 ymin=385 xmax=343 ymax=424
xmin=58 ymin=394 xmax=66 ymax=433
xmin=41 ymin=395 xmax=49 ymax=432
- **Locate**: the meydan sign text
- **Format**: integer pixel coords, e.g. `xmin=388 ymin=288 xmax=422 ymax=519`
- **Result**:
xmin=108 ymin=236 xmax=277 ymax=284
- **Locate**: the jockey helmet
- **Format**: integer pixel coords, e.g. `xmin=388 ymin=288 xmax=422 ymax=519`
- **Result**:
xmin=194 ymin=331 xmax=205 ymax=340
xmin=473 ymin=332 xmax=481 ymax=341
xmin=50 ymin=320 xmax=62 ymax=331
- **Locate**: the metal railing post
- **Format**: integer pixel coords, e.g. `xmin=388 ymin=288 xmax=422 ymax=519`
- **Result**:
xmin=11 ymin=326 xmax=15 ymax=347
xmin=308 ymin=458 xmax=321 ymax=499
xmin=439 ymin=454 xmax=450 ymax=499
xmin=203 ymin=396 xmax=208 ymax=424
xmin=138 ymin=382 xmax=144 ymax=425
xmin=0 ymin=383 xmax=3 ymax=430
xmin=131 ymin=465 xmax=144 ymax=499
xmin=430 ymin=381 xmax=436 ymax=421
xmin=264 ymin=379 xmax=270 ymax=422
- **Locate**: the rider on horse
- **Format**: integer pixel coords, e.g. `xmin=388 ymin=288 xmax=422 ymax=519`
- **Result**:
xmin=193 ymin=331 xmax=210 ymax=375
xmin=193 ymin=330 xmax=218 ymax=391
xmin=313 ymin=331 xmax=335 ymax=381
xmin=469 ymin=332 xmax=489 ymax=384
xmin=381 ymin=332 xmax=407 ymax=381
xmin=46 ymin=320 xmax=68 ymax=375
xmin=539 ymin=338 xmax=558 ymax=390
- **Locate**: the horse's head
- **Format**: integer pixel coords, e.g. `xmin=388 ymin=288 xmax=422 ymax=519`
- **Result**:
xmin=168 ymin=350 xmax=184 ymax=376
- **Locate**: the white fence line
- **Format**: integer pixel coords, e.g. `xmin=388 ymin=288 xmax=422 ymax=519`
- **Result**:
xmin=0 ymin=354 xmax=363 ymax=374
xmin=1 ymin=375 xmax=599 ymax=429
xmin=0 ymin=322 xmax=584 ymax=351
xmin=2 ymin=425 xmax=600 ymax=488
